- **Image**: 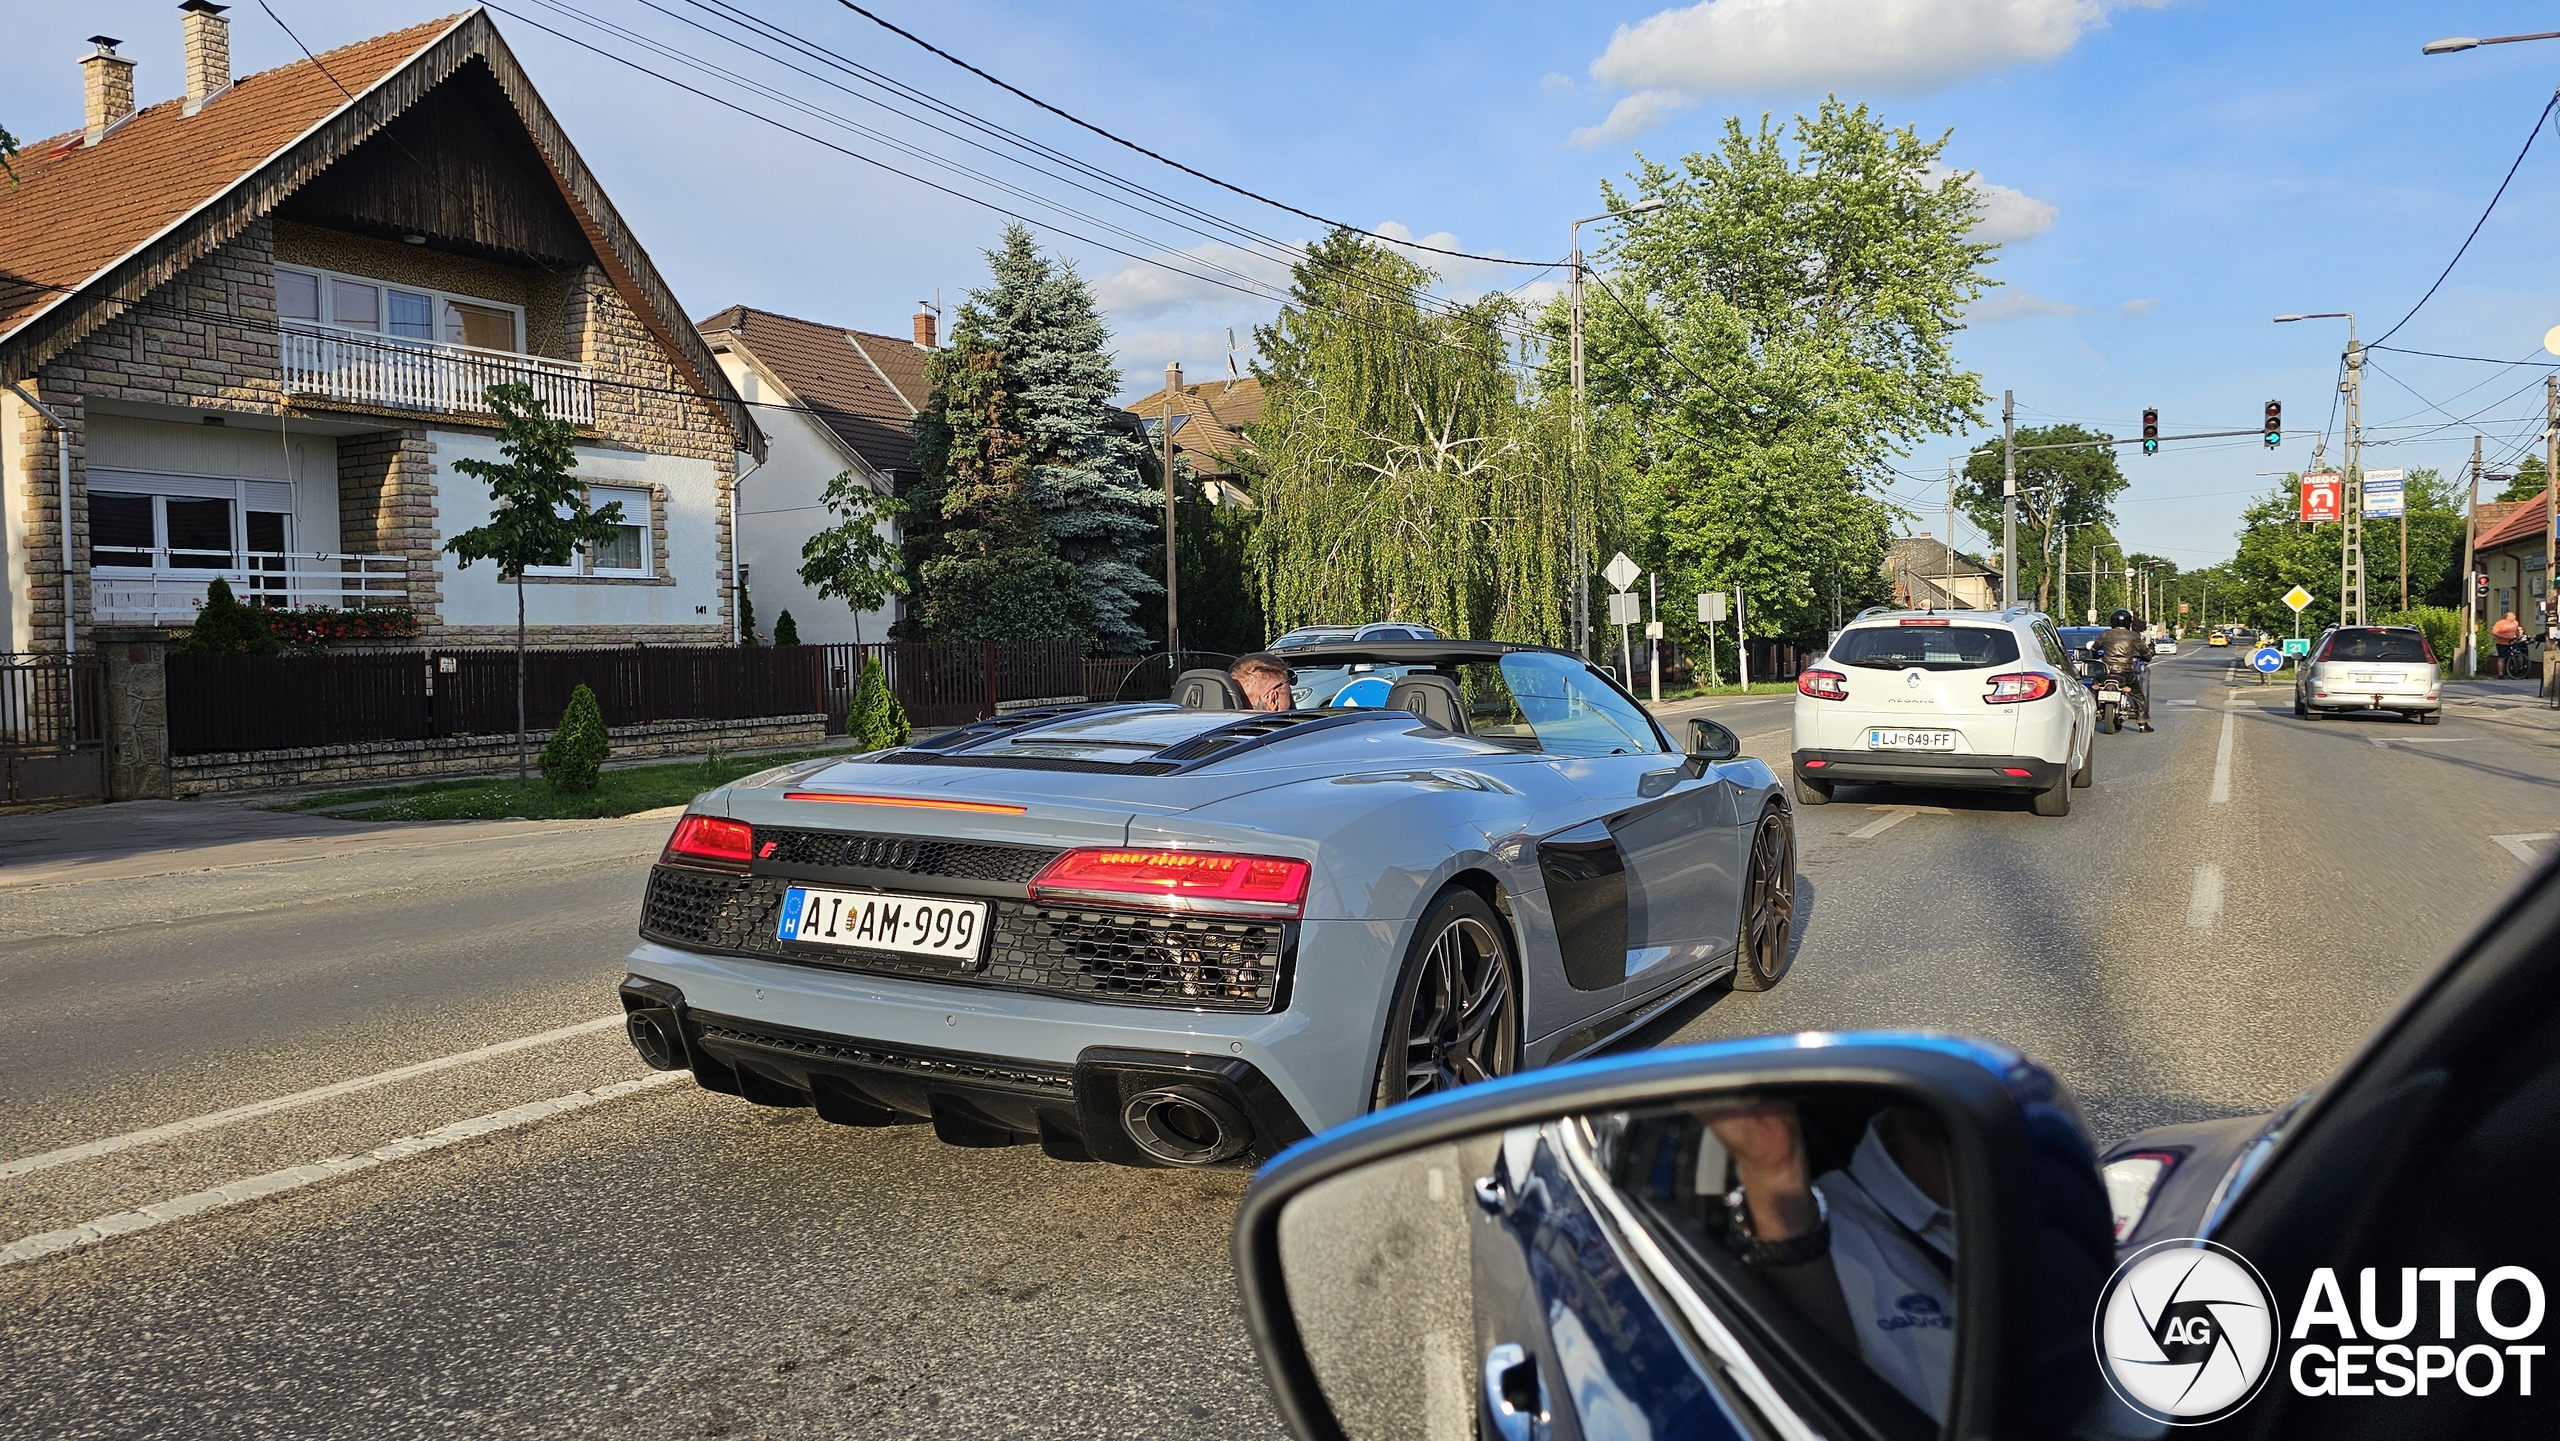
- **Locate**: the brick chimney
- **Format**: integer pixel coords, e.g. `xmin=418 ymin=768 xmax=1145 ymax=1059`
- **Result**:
xmin=181 ymin=2 xmax=233 ymax=116
xmin=912 ymin=306 xmax=936 ymax=349
xmin=82 ymin=36 xmax=137 ymax=146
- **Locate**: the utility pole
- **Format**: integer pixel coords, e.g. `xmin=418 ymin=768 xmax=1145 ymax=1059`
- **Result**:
xmin=1162 ymin=361 xmax=1182 ymax=663
xmin=1945 ymin=461 xmax=1957 ymax=599
xmin=2545 ymin=375 xmax=2557 ymax=701
xmin=2056 ymin=519 xmax=2069 ymax=625
xmin=2462 ymin=436 xmax=2482 ymax=675
xmin=2343 ymin=323 xmax=2366 ymax=625
xmin=1566 ymin=199 xmax=1664 ymax=663
xmin=2001 ymin=390 xmax=2018 ymax=604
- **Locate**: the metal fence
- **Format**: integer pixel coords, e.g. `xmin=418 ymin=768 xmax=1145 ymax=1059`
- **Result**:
xmin=1 ymin=656 xmax=106 ymax=803
xmin=166 ymin=640 xmax=1093 ymax=756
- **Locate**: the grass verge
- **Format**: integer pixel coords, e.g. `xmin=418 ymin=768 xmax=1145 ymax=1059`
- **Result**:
xmin=267 ymin=748 xmax=851 ymax=822
xmin=1654 ymin=680 xmax=1803 ymax=701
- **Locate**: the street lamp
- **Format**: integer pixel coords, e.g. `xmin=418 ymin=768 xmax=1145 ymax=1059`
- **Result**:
xmin=1567 ymin=196 xmax=1667 ymax=658
xmin=2275 ymin=312 xmax=2367 ymax=624
xmin=2423 ymin=30 xmax=2560 ymax=55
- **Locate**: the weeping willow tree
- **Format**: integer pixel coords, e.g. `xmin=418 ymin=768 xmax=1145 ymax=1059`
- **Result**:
xmin=1246 ymin=231 xmax=1572 ymax=644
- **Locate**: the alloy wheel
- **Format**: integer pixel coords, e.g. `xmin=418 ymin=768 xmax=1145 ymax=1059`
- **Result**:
xmin=1733 ymin=812 xmax=1796 ymax=990
xmin=1399 ymin=914 xmax=1516 ymax=1097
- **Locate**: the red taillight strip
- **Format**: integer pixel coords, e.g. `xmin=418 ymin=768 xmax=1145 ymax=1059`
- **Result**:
xmin=1983 ymin=672 xmax=2056 ymax=705
xmin=783 ymin=792 xmax=1028 ymax=814
xmin=663 ymin=814 xmax=753 ymax=870
xmin=1798 ymin=668 xmax=1849 ymax=700
xmin=1031 ymin=847 xmax=1310 ymax=917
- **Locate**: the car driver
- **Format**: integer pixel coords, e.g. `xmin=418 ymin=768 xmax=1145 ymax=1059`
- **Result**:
xmin=1702 ymin=1101 xmax=1958 ymax=1422
xmin=1230 ymin=653 xmax=1294 ymax=712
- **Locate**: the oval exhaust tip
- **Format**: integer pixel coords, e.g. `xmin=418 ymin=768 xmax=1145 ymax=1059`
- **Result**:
xmin=1121 ymin=1087 xmax=1248 ymax=1165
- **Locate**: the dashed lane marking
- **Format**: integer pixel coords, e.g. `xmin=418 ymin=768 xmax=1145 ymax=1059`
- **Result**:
xmin=2492 ymin=833 xmax=2556 ymax=864
xmin=1848 ymin=809 xmax=1916 ymax=839
xmin=0 ymin=1016 xmax=623 ymax=1181
xmin=2186 ymin=863 xmax=2226 ymax=932
xmin=0 ymin=1070 xmax=690 ymax=1268
xmin=2210 ymin=711 xmax=2236 ymax=803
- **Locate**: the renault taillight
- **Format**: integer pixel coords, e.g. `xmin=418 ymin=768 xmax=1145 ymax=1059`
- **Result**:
xmin=1984 ymin=673 xmax=2057 ymax=705
xmin=1798 ymin=669 xmax=1849 ymax=701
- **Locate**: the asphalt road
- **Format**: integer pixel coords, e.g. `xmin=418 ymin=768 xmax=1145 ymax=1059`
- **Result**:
xmin=3 ymin=655 xmax=2555 ymax=1439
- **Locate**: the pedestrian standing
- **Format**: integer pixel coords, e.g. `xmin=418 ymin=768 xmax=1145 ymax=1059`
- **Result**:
xmin=2492 ymin=610 xmax=2525 ymax=678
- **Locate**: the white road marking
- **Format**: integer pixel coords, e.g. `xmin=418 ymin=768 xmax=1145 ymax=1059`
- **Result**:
xmin=1848 ymin=809 xmax=1917 ymax=839
xmin=2186 ymin=863 xmax=2226 ymax=932
xmin=2396 ymin=737 xmax=2473 ymax=744
xmin=2370 ymin=737 xmax=2391 ymax=749
xmin=2210 ymin=711 xmax=2236 ymax=803
xmin=2492 ymin=833 xmax=2556 ymax=864
xmin=0 ymin=1070 xmax=688 ymax=1268
xmin=0 ymin=1016 xmax=623 ymax=1181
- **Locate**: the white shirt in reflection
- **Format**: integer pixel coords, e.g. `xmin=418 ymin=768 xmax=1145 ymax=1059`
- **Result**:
xmin=1816 ymin=1120 xmax=1958 ymax=1421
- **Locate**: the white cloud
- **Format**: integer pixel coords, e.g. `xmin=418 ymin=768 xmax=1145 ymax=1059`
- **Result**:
xmin=1091 ymin=241 xmax=1296 ymax=322
xmin=1541 ymin=72 xmax=1579 ymax=98
xmin=1969 ymin=287 xmax=2084 ymax=322
xmin=1577 ymin=0 xmax=2165 ymax=144
xmin=1924 ymin=163 xmax=2058 ymax=243
xmin=2121 ymin=296 xmax=2158 ymax=315
xmin=1371 ymin=222 xmax=1562 ymax=303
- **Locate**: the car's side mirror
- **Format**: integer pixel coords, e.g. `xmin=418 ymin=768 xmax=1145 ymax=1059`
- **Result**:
xmin=1234 ymin=1036 xmax=2116 ymax=1441
xmin=1687 ymin=717 xmax=1741 ymax=762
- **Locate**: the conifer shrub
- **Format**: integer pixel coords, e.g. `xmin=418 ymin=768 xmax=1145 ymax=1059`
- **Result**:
xmin=773 ymin=609 xmax=800 ymax=646
xmin=180 ymin=577 xmax=280 ymax=655
xmin=850 ymin=657 xmax=911 ymax=751
xmin=541 ymin=682 xmax=611 ymax=792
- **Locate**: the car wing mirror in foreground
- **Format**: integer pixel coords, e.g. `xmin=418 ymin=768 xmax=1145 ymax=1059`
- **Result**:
xmin=1687 ymin=718 xmax=1741 ymax=764
xmin=1234 ymin=1035 xmax=2118 ymax=1441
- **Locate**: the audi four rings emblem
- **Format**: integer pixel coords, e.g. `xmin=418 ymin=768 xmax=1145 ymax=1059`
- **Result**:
xmin=2095 ymin=1239 xmax=2280 ymax=1424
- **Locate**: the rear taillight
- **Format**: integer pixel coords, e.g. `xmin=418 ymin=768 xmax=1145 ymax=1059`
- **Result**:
xmin=1032 ymin=848 xmax=1310 ymax=917
xmin=1798 ymin=669 xmax=1849 ymax=700
xmin=1984 ymin=672 xmax=2056 ymax=705
xmin=663 ymin=814 xmax=753 ymax=870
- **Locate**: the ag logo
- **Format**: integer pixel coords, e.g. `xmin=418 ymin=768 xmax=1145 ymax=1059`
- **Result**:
xmin=2094 ymin=1239 xmax=2281 ymax=1424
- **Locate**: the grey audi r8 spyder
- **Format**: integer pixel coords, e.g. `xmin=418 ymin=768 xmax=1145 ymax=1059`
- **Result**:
xmin=620 ymin=640 xmax=1795 ymax=1169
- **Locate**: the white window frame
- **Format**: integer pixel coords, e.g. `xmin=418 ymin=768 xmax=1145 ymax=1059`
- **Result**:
xmin=521 ymin=485 xmax=654 ymax=578
xmin=274 ymin=263 xmax=525 ymax=354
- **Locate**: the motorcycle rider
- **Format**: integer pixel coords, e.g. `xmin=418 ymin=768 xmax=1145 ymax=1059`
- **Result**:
xmin=2095 ymin=608 xmax=2156 ymax=732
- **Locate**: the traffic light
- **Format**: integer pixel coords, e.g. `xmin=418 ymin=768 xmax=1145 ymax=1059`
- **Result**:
xmin=2263 ymin=399 xmax=2281 ymax=449
xmin=2142 ymin=407 xmax=2160 ymax=456
xmin=2477 ymin=572 xmax=2492 ymax=599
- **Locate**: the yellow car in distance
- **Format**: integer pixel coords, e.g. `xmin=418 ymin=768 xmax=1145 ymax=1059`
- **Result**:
xmin=2207 ymin=630 xmax=2230 ymax=647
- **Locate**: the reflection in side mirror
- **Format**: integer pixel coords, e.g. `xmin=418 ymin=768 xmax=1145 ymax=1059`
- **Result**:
xmin=1237 ymin=1040 xmax=2118 ymax=1441
xmin=1687 ymin=717 xmax=1741 ymax=762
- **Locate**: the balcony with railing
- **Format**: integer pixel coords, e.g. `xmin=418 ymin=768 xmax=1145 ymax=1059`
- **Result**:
xmin=93 ymin=550 xmax=412 ymax=625
xmin=279 ymin=321 xmax=595 ymax=425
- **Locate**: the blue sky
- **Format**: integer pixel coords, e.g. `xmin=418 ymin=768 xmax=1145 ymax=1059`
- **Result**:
xmin=11 ymin=0 xmax=2560 ymax=570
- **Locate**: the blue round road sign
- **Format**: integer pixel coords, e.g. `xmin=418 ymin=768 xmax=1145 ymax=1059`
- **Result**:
xmin=2250 ymin=647 xmax=2284 ymax=674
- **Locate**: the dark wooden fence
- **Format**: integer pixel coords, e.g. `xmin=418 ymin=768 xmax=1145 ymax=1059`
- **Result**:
xmin=166 ymin=640 xmax=1092 ymax=755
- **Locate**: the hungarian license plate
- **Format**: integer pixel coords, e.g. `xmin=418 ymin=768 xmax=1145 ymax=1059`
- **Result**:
xmin=1866 ymin=728 xmax=1956 ymax=751
xmin=2096 ymin=685 xmax=2125 ymax=703
xmin=776 ymin=886 xmax=987 ymax=963
xmin=2352 ymin=672 xmax=2398 ymax=685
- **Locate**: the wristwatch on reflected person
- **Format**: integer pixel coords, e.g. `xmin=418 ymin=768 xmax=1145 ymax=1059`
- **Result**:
xmin=1724 ymin=1182 xmax=1831 ymax=1267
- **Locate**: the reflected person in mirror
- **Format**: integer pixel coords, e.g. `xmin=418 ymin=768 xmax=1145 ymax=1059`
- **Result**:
xmin=1705 ymin=1101 xmax=1958 ymax=1421
xmin=1230 ymin=653 xmax=1294 ymax=712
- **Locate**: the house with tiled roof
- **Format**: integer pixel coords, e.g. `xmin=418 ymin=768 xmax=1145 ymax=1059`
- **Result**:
xmin=695 ymin=304 xmax=937 ymax=643
xmin=2473 ymin=491 xmax=2552 ymax=654
xmin=1121 ymin=371 xmax=1262 ymax=506
xmin=1884 ymin=534 xmax=1999 ymax=610
xmin=0 ymin=6 xmax=761 ymax=656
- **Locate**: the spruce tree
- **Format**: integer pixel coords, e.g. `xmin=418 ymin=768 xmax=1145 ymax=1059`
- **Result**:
xmin=906 ymin=226 xmax=1157 ymax=650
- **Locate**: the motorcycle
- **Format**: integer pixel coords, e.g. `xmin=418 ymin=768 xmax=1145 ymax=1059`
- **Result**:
xmin=2080 ymin=646 xmax=2136 ymax=734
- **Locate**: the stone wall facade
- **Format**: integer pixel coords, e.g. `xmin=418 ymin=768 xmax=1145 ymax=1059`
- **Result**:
xmin=169 ymin=712 xmax=826 ymax=797
xmin=335 ymin=428 xmax=442 ymax=622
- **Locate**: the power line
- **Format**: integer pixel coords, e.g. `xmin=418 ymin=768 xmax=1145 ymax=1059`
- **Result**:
xmin=822 ymin=0 xmax=1556 ymax=268
xmin=2370 ymin=90 xmax=2560 ymax=348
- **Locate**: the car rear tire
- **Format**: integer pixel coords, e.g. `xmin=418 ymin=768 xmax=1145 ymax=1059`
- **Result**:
xmin=2073 ymin=735 xmax=2094 ymax=788
xmin=1729 ymin=807 xmax=1796 ymax=992
xmin=1794 ymin=775 xmax=1833 ymax=805
xmin=2419 ymin=711 xmax=2442 ymax=725
xmin=1371 ymin=888 xmax=1520 ymax=1110
xmin=2030 ymin=768 xmax=2071 ymax=817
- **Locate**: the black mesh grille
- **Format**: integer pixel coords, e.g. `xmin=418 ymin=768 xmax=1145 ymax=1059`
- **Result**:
xmin=640 ymin=866 xmax=1289 ymax=1013
xmin=758 ymin=827 xmax=1056 ymax=884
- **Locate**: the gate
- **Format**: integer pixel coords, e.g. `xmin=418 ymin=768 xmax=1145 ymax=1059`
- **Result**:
xmin=0 ymin=657 xmax=107 ymax=804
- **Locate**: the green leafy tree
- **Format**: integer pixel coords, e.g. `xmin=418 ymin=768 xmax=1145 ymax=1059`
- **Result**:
xmin=539 ymin=682 xmax=610 ymax=793
xmin=849 ymin=656 xmax=911 ymax=750
xmin=444 ymin=384 xmax=624 ymax=783
xmin=2226 ymin=468 xmax=2462 ymax=633
xmin=2497 ymin=454 xmax=2546 ymax=504
xmin=1 ymin=124 xmax=21 ymax=189
xmin=798 ymin=471 xmax=908 ymax=645
xmin=180 ymin=576 xmax=279 ymax=655
xmin=1249 ymin=230 xmax=1571 ymax=644
xmin=1957 ymin=425 xmax=2132 ymax=610
xmin=772 ymin=609 xmax=799 ymax=646
xmin=1566 ymin=99 xmax=1995 ymax=659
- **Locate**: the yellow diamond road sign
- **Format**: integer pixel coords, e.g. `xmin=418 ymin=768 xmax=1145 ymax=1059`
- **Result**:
xmin=2283 ymin=585 xmax=2313 ymax=613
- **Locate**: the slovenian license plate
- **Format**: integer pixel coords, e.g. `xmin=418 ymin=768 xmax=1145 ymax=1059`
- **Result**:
xmin=776 ymin=885 xmax=987 ymax=963
xmin=1866 ymin=729 xmax=1956 ymax=751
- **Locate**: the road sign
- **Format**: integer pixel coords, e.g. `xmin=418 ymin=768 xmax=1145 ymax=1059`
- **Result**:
xmin=2283 ymin=584 xmax=2313 ymax=613
xmin=1607 ymin=591 xmax=1642 ymax=625
xmin=2178 ymin=602 xmax=2190 ymax=614
xmin=2251 ymin=647 xmax=2284 ymax=674
xmin=1698 ymin=591 xmax=1727 ymax=623
xmin=2282 ymin=637 xmax=2311 ymax=657
xmin=1644 ymin=620 xmax=1664 ymax=640
xmin=1604 ymin=552 xmax=1641 ymax=592
xmin=2300 ymin=473 xmax=2342 ymax=524
xmin=2363 ymin=469 xmax=2406 ymax=519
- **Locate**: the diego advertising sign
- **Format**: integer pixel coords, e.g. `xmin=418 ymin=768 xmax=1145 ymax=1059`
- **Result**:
xmin=2096 ymin=1240 xmax=2549 ymax=1426
xmin=2300 ymin=473 xmax=2343 ymax=524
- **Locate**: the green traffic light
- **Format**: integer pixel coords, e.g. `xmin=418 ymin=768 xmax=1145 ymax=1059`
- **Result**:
xmin=2143 ymin=439 xmax=2159 ymax=455
xmin=2264 ymin=430 xmax=2281 ymax=448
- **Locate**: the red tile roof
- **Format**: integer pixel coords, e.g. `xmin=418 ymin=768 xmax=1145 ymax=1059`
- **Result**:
xmin=0 ymin=17 xmax=466 ymax=342
xmin=697 ymin=305 xmax=933 ymax=479
xmin=2477 ymin=491 xmax=2552 ymax=551
xmin=1122 ymin=375 xmax=1263 ymax=477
